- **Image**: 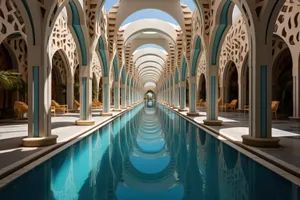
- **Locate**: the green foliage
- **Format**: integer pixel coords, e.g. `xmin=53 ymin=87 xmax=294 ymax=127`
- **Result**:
xmin=0 ymin=70 xmax=23 ymax=90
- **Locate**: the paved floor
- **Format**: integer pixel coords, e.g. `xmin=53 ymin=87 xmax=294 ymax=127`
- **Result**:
xmin=174 ymin=107 xmax=300 ymax=174
xmin=0 ymin=108 xmax=127 ymax=177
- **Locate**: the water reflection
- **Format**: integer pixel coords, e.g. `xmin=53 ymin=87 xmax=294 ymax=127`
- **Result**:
xmin=0 ymin=104 xmax=299 ymax=200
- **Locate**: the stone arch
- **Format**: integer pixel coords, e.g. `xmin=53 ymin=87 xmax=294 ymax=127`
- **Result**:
xmin=51 ymin=50 xmax=69 ymax=104
xmin=191 ymin=35 xmax=201 ymax=77
xmin=272 ymin=46 xmax=293 ymax=117
xmin=198 ymin=73 xmax=206 ymax=102
xmin=0 ymin=0 xmax=27 ymax=45
xmin=48 ymin=10 xmax=78 ymax=77
xmin=222 ymin=60 xmax=238 ymax=103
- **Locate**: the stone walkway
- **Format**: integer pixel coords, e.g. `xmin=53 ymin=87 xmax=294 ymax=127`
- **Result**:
xmin=0 ymin=108 xmax=129 ymax=179
xmin=173 ymin=107 xmax=300 ymax=176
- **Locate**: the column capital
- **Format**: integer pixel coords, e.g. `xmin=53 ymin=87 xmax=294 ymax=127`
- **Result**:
xmin=102 ymin=76 xmax=110 ymax=84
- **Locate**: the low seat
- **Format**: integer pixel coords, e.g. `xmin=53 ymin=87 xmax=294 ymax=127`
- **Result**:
xmin=92 ymin=99 xmax=102 ymax=109
xmin=51 ymin=100 xmax=68 ymax=114
xmin=196 ymin=99 xmax=203 ymax=107
xmin=272 ymin=101 xmax=280 ymax=119
xmin=220 ymin=99 xmax=238 ymax=111
xmin=74 ymin=100 xmax=80 ymax=111
xmin=14 ymin=101 xmax=28 ymax=119
xmin=51 ymin=106 xmax=56 ymax=116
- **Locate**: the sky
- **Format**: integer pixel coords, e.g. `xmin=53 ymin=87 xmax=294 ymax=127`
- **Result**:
xmin=104 ymin=0 xmax=241 ymax=26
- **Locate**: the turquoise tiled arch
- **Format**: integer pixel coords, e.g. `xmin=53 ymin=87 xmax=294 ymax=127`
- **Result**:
xmin=181 ymin=57 xmax=187 ymax=82
xmin=98 ymin=37 xmax=108 ymax=77
xmin=69 ymin=1 xmax=87 ymax=66
xmin=175 ymin=68 xmax=179 ymax=84
xmin=21 ymin=0 xmax=35 ymax=45
xmin=211 ymin=0 xmax=231 ymax=65
xmin=192 ymin=36 xmax=201 ymax=76
xmin=113 ymin=56 xmax=119 ymax=81
xmin=121 ymin=67 xmax=126 ymax=84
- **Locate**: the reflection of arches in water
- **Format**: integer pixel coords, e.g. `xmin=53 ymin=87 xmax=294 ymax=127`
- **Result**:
xmin=224 ymin=61 xmax=238 ymax=102
xmin=272 ymin=48 xmax=293 ymax=117
xmin=222 ymin=143 xmax=238 ymax=170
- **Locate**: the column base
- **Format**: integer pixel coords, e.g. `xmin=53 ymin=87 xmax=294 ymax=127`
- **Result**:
xmin=22 ymin=135 xmax=58 ymax=147
xmin=178 ymin=108 xmax=188 ymax=112
xmin=75 ymin=119 xmax=96 ymax=126
xmin=113 ymin=109 xmax=122 ymax=112
xmin=121 ymin=106 xmax=127 ymax=109
xmin=127 ymin=106 xmax=132 ymax=108
xmin=203 ymin=120 xmax=223 ymax=126
xmin=242 ymin=135 xmax=280 ymax=148
xmin=100 ymin=112 xmax=113 ymax=116
xmin=289 ymin=117 xmax=300 ymax=121
xmin=187 ymin=112 xmax=200 ymax=117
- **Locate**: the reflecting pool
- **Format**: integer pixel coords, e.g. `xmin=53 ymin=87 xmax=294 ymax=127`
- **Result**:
xmin=0 ymin=104 xmax=299 ymax=200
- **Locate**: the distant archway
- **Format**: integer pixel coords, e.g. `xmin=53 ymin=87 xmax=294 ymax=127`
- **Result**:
xmin=272 ymin=48 xmax=293 ymax=117
xmin=223 ymin=61 xmax=238 ymax=103
xmin=51 ymin=51 xmax=67 ymax=104
xmin=198 ymin=74 xmax=206 ymax=101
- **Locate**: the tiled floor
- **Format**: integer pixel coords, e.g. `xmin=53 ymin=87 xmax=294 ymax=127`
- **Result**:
xmin=0 ymin=108 xmax=127 ymax=177
xmin=174 ymin=107 xmax=300 ymax=174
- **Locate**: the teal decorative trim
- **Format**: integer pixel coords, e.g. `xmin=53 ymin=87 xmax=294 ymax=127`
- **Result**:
xmin=191 ymin=83 xmax=196 ymax=112
xmin=33 ymin=66 xmax=39 ymax=137
xmin=181 ymin=57 xmax=187 ymax=82
xmin=211 ymin=0 xmax=231 ymax=65
xmin=175 ymin=68 xmax=179 ymax=84
xmin=193 ymin=0 xmax=202 ymax=15
xmin=211 ymin=76 xmax=216 ymax=120
xmin=113 ymin=56 xmax=119 ymax=81
xmin=82 ymin=77 xmax=87 ymax=120
xmin=22 ymin=0 xmax=35 ymax=45
xmin=69 ymin=1 xmax=87 ymax=66
xmin=104 ymin=83 xmax=109 ymax=112
xmin=121 ymin=67 xmax=126 ymax=84
xmin=192 ymin=36 xmax=201 ymax=76
xmin=261 ymin=65 xmax=267 ymax=138
xmin=98 ymin=37 xmax=108 ymax=77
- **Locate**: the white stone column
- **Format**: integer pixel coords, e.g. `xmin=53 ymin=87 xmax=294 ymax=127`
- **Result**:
xmin=204 ymin=65 xmax=222 ymax=125
xmin=242 ymin=41 xmax=279 ymax=147
xmin=179 ymin=81 xmax=187 ymax=111
xmin=291 ymin=52 xmax=300 ymax=120
xmin=187 ymin=76 xmax=199 ymax=116
xmin=113 ymin=81 xmax=121 ymax=111
xmin=76 ymin=65 xmax=95 ymax=125
xmin=23 ymin=46 xmax=58 ymax=147
xmin=101 ymin=76 xmax=112 ymax=116
xmin=121 ymin=84 xmax=126 ymax=108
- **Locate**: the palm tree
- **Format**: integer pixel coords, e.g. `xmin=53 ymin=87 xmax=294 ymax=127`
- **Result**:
xmin=0 ymin=70 xmax=22 ymax=90
xmin=0 ymin=70 xmax=23 ymax=112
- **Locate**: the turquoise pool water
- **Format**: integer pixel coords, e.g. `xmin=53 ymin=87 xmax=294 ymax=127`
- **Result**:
xmin=0 ymin=103 xmax=299 ymax=200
